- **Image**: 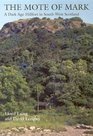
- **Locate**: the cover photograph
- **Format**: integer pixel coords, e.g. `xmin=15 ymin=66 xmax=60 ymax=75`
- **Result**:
xmin=0 ymin=0 xmax=93 ymax=136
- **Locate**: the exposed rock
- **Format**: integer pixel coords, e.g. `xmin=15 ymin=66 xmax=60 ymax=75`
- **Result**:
xmin=36 ymin=127 xmax=41 ymax=131
xmin=18 ymin=127 xmax=28 ymax=132
xmin=1 ymin=126 xmax=93 ymax=136
xmin=11 ymin=128 xmax=19 ymax=132
xmin=22 ymin=128 xmax=28 ymax=132
xmin=76 ymin=124 xmax=93 ymax=129
xmin=43 ymin=129 xmax=51 ymax=132
xmin=0 ymin=17 xmax=86 ymax=40
xmin=29 ymin=126 xmax=36 ymax=131
xmin=6 ymin=131 xmax=12 ymax=136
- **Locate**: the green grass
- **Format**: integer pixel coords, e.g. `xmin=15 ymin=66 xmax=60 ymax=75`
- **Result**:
xmin=0 ymin=113 xmax=67 ymax=131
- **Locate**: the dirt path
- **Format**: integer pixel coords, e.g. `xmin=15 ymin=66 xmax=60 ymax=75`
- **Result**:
xmin=16 ymin=126 xmax=92 ymax=136
xmin=61 ymin=126 xmax=89 ymax=136
xmin=0 ymin=126 xmax=93 ymax=136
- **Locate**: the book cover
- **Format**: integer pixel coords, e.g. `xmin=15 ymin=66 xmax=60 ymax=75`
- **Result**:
xmin=0 ymin=0 xmax=93 ymax=136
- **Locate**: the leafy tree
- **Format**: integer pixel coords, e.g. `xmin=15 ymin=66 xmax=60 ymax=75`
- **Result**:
xmin=0 ymin=66 xmax=30 ymax=112
xmin=32 ymin=83 xmax=44 ymax=112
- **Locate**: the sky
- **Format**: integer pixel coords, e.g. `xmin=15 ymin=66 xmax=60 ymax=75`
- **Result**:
xmin=0 ymin=0 xmax=93 ymax=29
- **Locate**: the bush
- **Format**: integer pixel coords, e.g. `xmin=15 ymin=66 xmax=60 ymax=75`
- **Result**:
xmin=76 ymin=109 xmax=93 ymax=125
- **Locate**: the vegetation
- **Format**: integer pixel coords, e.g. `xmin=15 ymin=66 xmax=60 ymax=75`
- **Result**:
xmin=0 ymin=112 xmax=67 ymax=131
xmin=0 ymin=17 xmax=93 ymax=126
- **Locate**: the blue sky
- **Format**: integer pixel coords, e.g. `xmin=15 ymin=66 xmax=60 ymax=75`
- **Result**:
xmin=0 ymin=0 xmax=93 ymax=29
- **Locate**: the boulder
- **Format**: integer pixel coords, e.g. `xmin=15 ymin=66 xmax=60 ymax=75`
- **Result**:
xmin=29 ymin=126 xmax=36 ymax=131
xmin=76 ymin=124 xmax=93 ymax=129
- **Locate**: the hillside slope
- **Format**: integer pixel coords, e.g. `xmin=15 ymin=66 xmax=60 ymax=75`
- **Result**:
xmin=0 ymin=17 xmax=93 ymax=124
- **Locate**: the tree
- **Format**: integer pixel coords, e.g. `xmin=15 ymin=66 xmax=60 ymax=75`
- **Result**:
xmin=33 ymin=83 xmax=44 ymax=113
xmin=0 ymin=66 xmax=30 ymax=112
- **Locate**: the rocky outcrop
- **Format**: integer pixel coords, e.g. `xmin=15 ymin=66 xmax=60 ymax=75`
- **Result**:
xmin=0 ymin=17 xmax=86 ymax=39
